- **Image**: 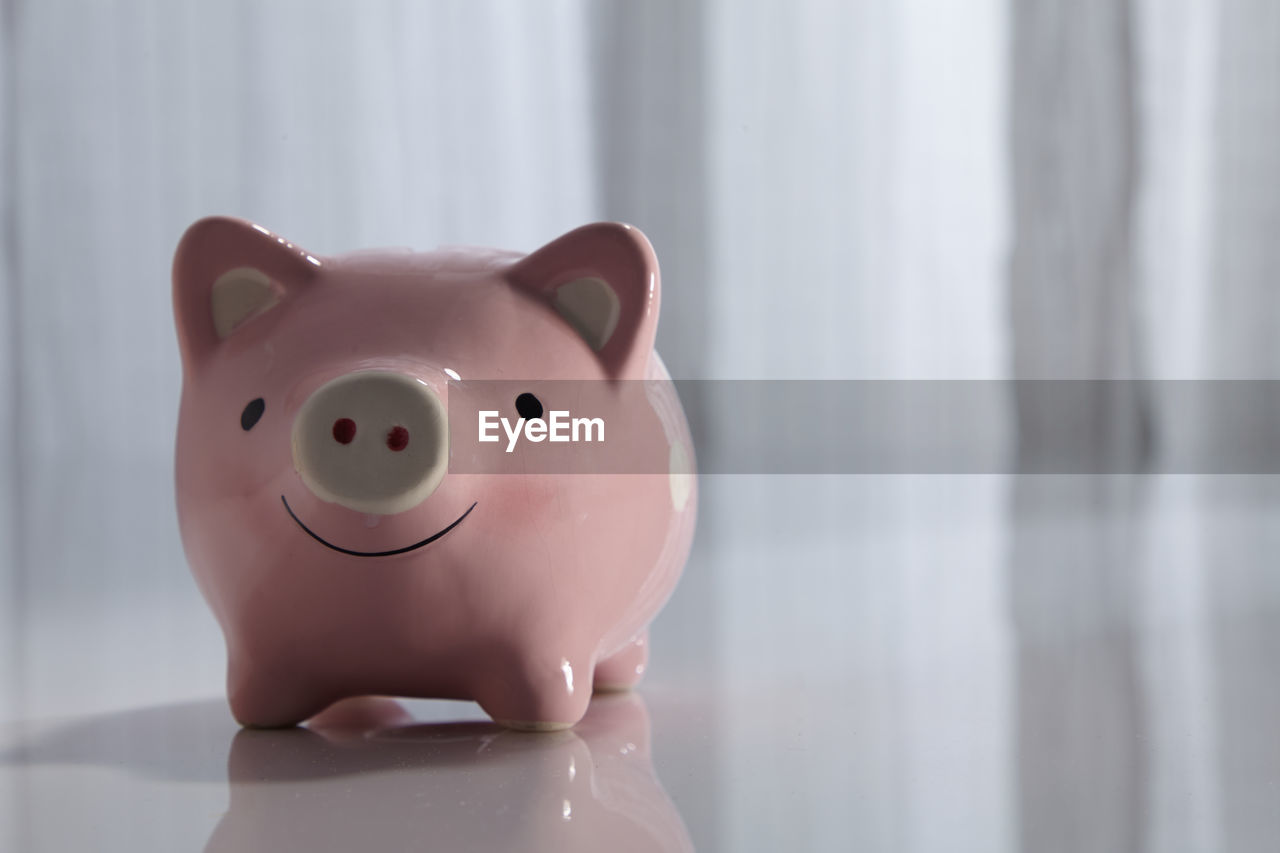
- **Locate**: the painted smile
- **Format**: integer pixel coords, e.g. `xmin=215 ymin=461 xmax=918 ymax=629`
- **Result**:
xmin=281 ymin=496 xmax=477 ymax=557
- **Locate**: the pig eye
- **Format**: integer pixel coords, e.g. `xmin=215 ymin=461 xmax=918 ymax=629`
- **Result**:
xmin=240 ymin=398 xmax=265 ymax=431
xmin=515 ymin=392 xmax=543 ymax=420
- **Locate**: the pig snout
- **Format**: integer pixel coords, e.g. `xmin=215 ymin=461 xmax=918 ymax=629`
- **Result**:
xmin=291 ymin=371 xmax=448 ymax=515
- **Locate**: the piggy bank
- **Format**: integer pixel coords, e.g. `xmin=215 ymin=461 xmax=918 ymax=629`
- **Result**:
xmin=173 ymin=217 xmax=697 ymax=730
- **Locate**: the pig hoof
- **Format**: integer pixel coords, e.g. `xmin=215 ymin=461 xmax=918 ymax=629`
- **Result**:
xmin=239 ymin=720 xmax=303 ymax=731
xmin=473 ymin=652 xmax=593 ymax=730
xmin=232 ymin=702 xmax=318 ymax=729
xmin=228 ymin=666 xmax=330 ymax=728
xmin=593 ymin=631 xmax=649 ymax=692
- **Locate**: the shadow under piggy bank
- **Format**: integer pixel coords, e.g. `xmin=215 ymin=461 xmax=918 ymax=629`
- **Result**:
xmin=207 ymin=692 xmax=694 ymax=853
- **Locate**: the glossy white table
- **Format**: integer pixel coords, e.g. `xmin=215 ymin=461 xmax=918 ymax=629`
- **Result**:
xmin=3 ymin=476 xmax=1278 ymax=851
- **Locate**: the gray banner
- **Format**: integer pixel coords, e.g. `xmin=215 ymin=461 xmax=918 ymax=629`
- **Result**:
xmin=446 ymin=380 xmax=1280 ymax=474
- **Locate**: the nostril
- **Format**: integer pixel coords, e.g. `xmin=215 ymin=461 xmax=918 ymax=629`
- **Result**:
xmin=386 ymin=425 xmax=409 ymax=452
xmin=332 ymin=418 xmax=357 ymax=444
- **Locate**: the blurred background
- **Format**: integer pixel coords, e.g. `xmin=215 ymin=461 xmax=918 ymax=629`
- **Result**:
xmin=3 ymin=1 xmax=1280 ymax=850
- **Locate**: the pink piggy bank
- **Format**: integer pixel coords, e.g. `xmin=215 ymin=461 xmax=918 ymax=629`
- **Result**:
xmin=173 ymin=217 xmax=697 ymax=730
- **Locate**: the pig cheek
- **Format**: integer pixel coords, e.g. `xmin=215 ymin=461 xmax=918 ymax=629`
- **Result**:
xmin=183 ymin=402 xmax=287 ymax=503
xmin=457 ymin=474 xmax=562 ymax=521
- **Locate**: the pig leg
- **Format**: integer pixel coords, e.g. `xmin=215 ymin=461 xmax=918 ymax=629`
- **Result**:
xmin=473 ymin=649 xmax=594 ymax=731
xmin=227 ymin=659 xmax=333 ymax=728
xmin=593 ymin=630 xmax=649 ymax=692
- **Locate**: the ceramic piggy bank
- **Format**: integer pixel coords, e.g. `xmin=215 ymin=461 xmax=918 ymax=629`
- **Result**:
xmin=173 ymin=217 xmax=696 ymax=730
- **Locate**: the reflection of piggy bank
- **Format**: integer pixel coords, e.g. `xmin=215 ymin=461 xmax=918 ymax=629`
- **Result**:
xmin=206 ymin=694 xmax=694 ymax=853
xmin=173 ymin=217 xmax=697 ymax=729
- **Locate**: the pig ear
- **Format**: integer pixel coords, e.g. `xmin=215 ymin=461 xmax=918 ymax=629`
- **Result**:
xmin=173 ymin=216 xmax=321 ymax=366
xmin=507 ymin=222 xmax=660 ymax=378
